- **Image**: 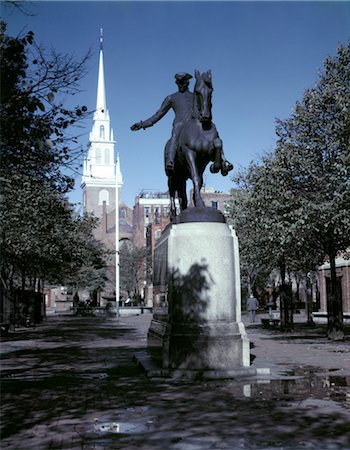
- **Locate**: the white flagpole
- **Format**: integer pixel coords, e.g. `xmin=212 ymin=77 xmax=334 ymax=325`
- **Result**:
xmin=115 ymin=156 xmax=120 ymax=318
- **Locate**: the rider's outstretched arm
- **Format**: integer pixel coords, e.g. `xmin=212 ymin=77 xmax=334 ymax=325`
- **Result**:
xmin=131 ymin=96 xmax=173 ymax=130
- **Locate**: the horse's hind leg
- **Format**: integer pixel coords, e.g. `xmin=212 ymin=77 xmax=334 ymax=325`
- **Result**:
xmin=168 ymin=176 xmax=177 ymax=220
xmin=178 ymin=178 xmax=188 ymax=211
xmin=184 ymin=147 xmax=205 ymax=207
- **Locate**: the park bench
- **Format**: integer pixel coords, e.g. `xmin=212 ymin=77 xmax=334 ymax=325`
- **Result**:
xmin=261 ymin=312 xmax=281 ymax=330
xmin=0 ymin=323 xmax=11 ymax=334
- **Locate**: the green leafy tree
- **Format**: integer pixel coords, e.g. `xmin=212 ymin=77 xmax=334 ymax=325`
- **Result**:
xmin=0 ymin=21 xmax=90 ymax=190
xmin=0 ymin=23 xmax=105 ymax=324
xmin=275 ymin=42 xmax=350 ymax=340
xmin=228 ymin=154 xmax=323 ymax=330
xmin=229 ymin=42 xmax=349 ymax=338
xmin=119 ymin=242 xmax=148 ymax=301
xmin=226 ymin=187 xmax=271 ymax=300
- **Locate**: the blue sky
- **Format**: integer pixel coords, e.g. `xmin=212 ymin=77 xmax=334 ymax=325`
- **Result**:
xmin=2 ymin=1 xmax=350 ymax=208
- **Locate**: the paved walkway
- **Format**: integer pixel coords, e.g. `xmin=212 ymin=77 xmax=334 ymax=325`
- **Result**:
xmin=1 ymin=313 xmax=349 ymax=450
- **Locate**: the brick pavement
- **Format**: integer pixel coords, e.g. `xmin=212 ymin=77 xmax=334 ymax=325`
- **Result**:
xmin=1 ymin=313 xmax=349 ymax=450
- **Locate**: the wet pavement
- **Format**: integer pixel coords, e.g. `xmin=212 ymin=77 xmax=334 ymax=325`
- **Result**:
xmin=1 ymin=313 xmax=349 ymax=450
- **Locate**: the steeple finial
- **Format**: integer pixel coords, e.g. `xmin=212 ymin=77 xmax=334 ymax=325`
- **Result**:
xmin=100 ymin=28 xmax=103 ymax=50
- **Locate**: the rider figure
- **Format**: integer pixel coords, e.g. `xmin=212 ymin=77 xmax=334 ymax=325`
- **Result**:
xmin=131 ymin=72 xmax=193 ymax=174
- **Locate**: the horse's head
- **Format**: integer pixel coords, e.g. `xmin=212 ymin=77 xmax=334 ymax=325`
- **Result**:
xmin=194 ymin=70 xmax=213 ymax=128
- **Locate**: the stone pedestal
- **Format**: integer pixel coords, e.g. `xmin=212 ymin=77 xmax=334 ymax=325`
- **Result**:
xmin=147 ymin=208 xmax=251 ymax=378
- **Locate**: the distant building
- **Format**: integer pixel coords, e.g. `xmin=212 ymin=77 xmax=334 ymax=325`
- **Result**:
xmin=133 ymin=190 xmax=171 ymax=248
xmin=316 ymin=251 xmax=350 ymax=323
xmin=44 ymin=286 xmax=74 ymax=315
xmin=119 ymin=201 xmax=134 ymax=243
xmin=189 ymin=186 xmax=232 ymax=213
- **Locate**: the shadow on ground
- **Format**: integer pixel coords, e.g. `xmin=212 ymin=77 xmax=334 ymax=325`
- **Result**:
xmin=1 ymin=316 xmax=349 ymax=450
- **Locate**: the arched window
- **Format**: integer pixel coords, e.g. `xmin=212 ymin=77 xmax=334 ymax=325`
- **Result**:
xmin=95 ymin=147 xmax=102 ymax=164
xmin=120 ymin=207 xmax=126 ymax=219
xmin=100 ymin=125 xmax=105 ymax=139
xmin=105 ymin=148 xmax=111 ymax=164
xmin=98 ymin=189 xmax=109 ymax=205
xmin=119 ymin=239 xmax=133 ymax=251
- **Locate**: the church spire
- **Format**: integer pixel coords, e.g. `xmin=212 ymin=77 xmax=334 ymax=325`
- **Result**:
xmin=82 ymin=29 xmax=116 ymax=189
xmin=95 ymin=28 xmax=107 ymax=116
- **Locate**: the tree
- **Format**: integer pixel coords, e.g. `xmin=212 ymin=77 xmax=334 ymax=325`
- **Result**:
xmin=0 ymin=21 xmax=90 ymax=191
xmin=275 ymin=42 xmax=350 ymax=340
xmin=0 ymin=23 xmax=105 ymax=324
xmin=226 ymin=188 xmax=271 ymax=299
xmin=228 ymin=154 xmax=323 ymax=331
xmin=119 ymin=242 xmax=148 ymax=301
xmin=228 ymin=42 xmax=349 ymax=338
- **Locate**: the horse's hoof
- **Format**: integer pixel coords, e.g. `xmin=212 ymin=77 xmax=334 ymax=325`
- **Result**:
xmin=221 ymin=161 xmax=233 ymax=176
xmin=210 ymin=163 xmax=220 ymax=174
xmin=226 ymin=161 xmax=233 ymax=171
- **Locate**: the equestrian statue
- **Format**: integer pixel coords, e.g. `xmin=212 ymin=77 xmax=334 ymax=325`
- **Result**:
xmin=131 ymin=70 xmax=233 ymax=219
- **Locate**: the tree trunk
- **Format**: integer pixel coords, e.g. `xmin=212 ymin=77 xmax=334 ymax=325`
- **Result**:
xmin=279 ymin=261 xmax=293 ymax=331
xmin=327 ymin=251 xmax=344 ymax=341
xmin=280 ymin=261 xmax=293 ymax=331
xmin=305 ymin=273 xmax=314 ymax=325
xmin=280 ymin=284 xmax=294 ymax=332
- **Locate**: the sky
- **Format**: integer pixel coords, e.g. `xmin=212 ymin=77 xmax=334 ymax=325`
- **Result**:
xmin=2 ymin=1 xmax=350 ymax=208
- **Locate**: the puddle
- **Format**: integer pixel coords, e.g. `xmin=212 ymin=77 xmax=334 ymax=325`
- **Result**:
xmin=205 ymin=367 xmax=350 ymax=407
xmin=93 ymin=420 xmax=150 ymax=434
xmin=239 ymin=370 xmax=350 ymax=405
xmin=329 ymin=375 xmax=348 ymax=387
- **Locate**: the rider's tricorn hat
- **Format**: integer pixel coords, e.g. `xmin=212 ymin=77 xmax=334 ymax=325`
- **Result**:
xmin=175 ymin=72 xmax=193 ymax=83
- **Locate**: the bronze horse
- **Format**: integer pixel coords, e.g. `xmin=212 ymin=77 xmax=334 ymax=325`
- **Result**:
xmin=168 ymin=70 xmax=233 ymax=218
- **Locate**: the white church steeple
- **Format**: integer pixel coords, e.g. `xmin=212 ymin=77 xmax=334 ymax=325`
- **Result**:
xmin=81 ymin=29 xmax=123 ymax=216
xmin=96 ymin=29 xmax=107 ymax=114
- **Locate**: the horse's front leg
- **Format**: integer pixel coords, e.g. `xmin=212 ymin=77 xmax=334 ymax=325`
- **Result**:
xmin=209 ymin=137 xmax=233 ymax=176
xmin=183 ymin=147 xmax=205 ymax=208
xmin=209 ymin=137 xmax=223 ymax=174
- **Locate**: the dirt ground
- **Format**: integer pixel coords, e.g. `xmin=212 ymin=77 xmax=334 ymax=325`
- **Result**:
xmin=1 ymin=312 xmax=349 ymax=450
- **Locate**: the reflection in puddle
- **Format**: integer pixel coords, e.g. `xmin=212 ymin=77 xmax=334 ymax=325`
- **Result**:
xmin=240 ymin=370 xmax=349 ymax=406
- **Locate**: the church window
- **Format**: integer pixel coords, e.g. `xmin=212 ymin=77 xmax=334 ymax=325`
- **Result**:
xmin=154 ymin=207 xmax=160 ymax=223
xmin=119 ymin=239 xmax=133 ymax=251
xmin=105 ymin=149 xmax=111 ymax=164
xmin=100 ymin=125 xmax=105 ymax=139
xmin=99 ymin=189 xmax=109 ymax=205
xmin=96 ymin=147 xmax=102 ymax=164
xmin=144 ymin=206 xmax=150 ymax=225
xmin=120 ymin=207 xmax=126 ymax=219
